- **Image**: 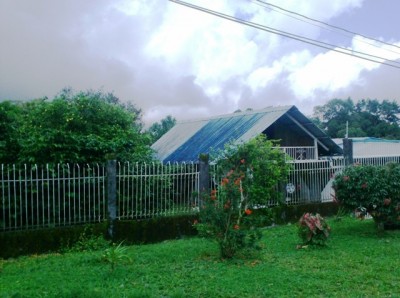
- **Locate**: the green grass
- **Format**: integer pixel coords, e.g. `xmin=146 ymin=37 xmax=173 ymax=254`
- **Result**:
xmin=1 ymin=217 xmax=400 ymax=297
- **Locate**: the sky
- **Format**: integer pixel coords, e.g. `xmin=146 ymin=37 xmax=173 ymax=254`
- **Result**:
xmin=1 ymin=0 xmax=400 ymax=127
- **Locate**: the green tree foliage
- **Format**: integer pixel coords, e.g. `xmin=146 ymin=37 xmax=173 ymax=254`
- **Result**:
xmin=312 ymin=98 xmax=400 ymax=139
xmin=0 ymin=101 xmax=23 ymax=163
xmin=147 ymin=115 xmax=176 ymax=144
xmin=0 ymin=90 xmax=153 ymax=164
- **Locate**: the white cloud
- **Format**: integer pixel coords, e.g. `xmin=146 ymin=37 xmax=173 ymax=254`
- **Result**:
xmin=287 ymin=35 xmax=400 ymax=100
xmin=145 ymin=0 xmax=371 ymax=107
xmin=114 ymin=0 xmax=154 ymax=16
xmin=288 ymin=51 xmax=362 ymax=99
xmin=246 ymin=50 xmax=311 ymax=91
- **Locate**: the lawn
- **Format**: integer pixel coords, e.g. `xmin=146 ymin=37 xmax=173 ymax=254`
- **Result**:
xmin=1 ymin=217 xmax=400 ymax=297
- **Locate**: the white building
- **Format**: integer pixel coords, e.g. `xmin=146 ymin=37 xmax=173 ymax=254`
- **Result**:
xmin=333 ymin=137 xmax=400 ymax=158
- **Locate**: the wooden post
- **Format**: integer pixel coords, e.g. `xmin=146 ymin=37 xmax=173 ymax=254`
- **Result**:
xmin=107 ymin=160 xmax=117 ymax=240
xmin=343 ymin=138 xmax=353 ymax=166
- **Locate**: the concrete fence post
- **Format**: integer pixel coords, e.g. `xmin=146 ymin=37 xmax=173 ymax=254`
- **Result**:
xmin=343 ymin=138 xmax=353 ymax=166
xmin=107 ymin=160 xmax=117 ymax=239
xmin=198 ymin=154 xmax=210 ymax=206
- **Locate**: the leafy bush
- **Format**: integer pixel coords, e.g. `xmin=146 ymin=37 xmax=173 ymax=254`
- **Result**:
xmin=298 ymin=213 xmax=330 ymax=246
xmin=66 ymin=226 xmax=110 ymax=252
xmin=195 ymin=135 xmax=290 ymax=258
xmin=333 ymin=163 xmax=400 ymax=229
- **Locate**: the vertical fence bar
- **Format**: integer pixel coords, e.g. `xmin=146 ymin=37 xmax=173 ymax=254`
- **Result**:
xmin=117 ymin=162 xmax=121 ymax=219
xmin=12 ymin=164 xmax=17 ymax=229
xmin=126 ymin=162 xmax=130 ymax=219
xmin=121 ymin=162 xmax=125 ymax=219
xmin=87 ymin=165 xmax=90 ymax=221
xmin=161 ymin=163 xmax=166 ymax=216
xmin=77 ymin=164 xmax=81 ymax=223
xmin=67 ymin=164 xmax=71 ymax=225
xmin=171 ymin=163 xmax=175 ymax=215
xmin=83 ymin=165 xmax=86 ymax=223
xmin=94 ymin=164 xmax=98 ymax=221
xmin=149 ymin=163 xmax=153 ymax=217
xmin=45 ymin=164 xmax=49 ymax=226
xmin=107 ymin=160 xmax=117 ymax=239
xmin=144 ymin=162 xmax=148 ymax=217
xmin=155 ymin=163 xmax=159 ymax=216
xmin=63 ymin=164 xmax=67 ymax=225
xmin=52 ymin=164 xmax=56 ymax=226
xmin=7 ymin=165 xmax=10 ymax=229
xmin=34 ymin=165 xmax=38 ymax=228
xmin=102 ymin=167 xmax=107 ymax=219
xmin=134 ymin=162 xmax=139 ymax=218
xmin=57 ymin=164 xmax=60 ymax=226
xmin=1 ymin=165 xmax=4 ymax=230
xmin=40 ymin=165 xmax=44 ymax=227
xmin=24 ymin=165 xmax=28 ymax=228
xmin=186 ymin=163 xmax=191 ymax=212
xmin=18 ymin=166 xmax=22 ymax=228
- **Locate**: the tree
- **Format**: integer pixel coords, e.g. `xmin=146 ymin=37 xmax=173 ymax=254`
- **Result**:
xmin=195 ymin=135 xmax=290 ymax=258
xmin=0 ymin=101 xmax=23 ymax=163
xmin=312 ymin=98 xmax=354 ymax=138
xmin=312 ymin=98 xmax=400 ymax=139
xmin=147 ymin=115 xmax=176 ymax=144
xmin=0 ymin=90 xmax=153 ymax=164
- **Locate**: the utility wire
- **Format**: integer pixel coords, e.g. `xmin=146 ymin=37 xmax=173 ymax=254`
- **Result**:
xmin=169 ymin=0 xmax=400 ymax=69
xmin=254 ymin=0 xmax=400 ymax=57
xmin=254 ymin=0 xmax=400 ymax=54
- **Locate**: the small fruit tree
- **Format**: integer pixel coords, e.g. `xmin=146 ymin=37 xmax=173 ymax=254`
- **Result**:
xmin=195 ymin=134 xmax=290 ymax=258
xmin=333 ymin=163 xmax=400 ymax=230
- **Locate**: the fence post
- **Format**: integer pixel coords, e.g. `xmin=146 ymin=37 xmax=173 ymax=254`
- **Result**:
xmin=198 ymin=154 xmax=210 ymax=205
xmin=107 ymin=160 xmax=117 ymax=239
xmin=343 ymin=138 xmax=353 ymax=166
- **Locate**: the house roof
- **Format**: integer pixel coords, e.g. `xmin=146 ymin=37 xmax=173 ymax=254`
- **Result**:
xmin=333 ymin=137 xmax=400 ymax=158
xmin=152 ymin=105 xmax=343 ymax=162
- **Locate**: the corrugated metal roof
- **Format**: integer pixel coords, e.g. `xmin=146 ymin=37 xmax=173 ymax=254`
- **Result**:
xmin=152 ymin=105 xmax=342 ymax=162
xmin=151 ymin=119 xmax=208 ymax=162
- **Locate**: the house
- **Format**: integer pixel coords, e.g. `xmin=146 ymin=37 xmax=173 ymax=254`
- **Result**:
xmin=152 ymin=105 xmax=343 ymax=163
xmin=333 ymin=137 xmax=400 ymax=158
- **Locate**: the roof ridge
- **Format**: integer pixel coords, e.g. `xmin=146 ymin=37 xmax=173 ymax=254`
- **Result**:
xmin=177 ymin=105 xmax=294 ymax=124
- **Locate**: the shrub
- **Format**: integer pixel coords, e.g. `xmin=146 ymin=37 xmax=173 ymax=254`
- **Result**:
xmin=333 ymin=163 xmax=400 ymax=229
xmin=66 ymin=226 xmax=110 ymax=252
xmin=298 ymin=213 xmax=330 ymax=246
xmin=196 ymin=135 xmax=290 ymax=258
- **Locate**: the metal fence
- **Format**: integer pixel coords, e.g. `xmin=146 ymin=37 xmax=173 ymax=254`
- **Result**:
xmin=280 ymin=158 xmax=345 ymax=205
xmin=2 ymin=155 xmax=400 ymax=231
xmin=354 ymin=155 xmax=400 ymax=166
xmin=279 ymin=146 xmax=316 ymax=160
xmin=280 ymin=155 xmax=400 ymax=205
xmin=117 ymin=162 xmax=199 ymax=220
xmin=1 ymin=164 xmax=107 ymax=231
xmin=0 ymin=162 xmax=199 ymax=231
